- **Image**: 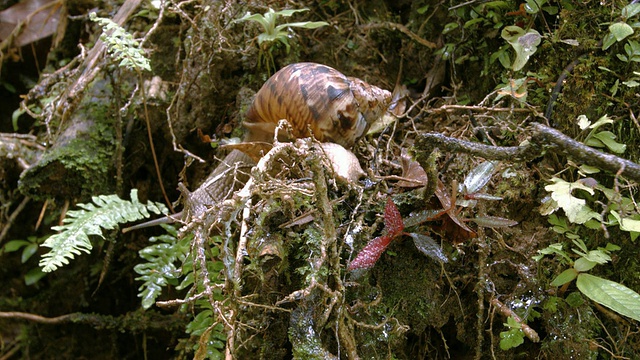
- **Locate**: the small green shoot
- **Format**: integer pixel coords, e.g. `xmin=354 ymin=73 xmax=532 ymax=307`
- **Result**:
xmin=2 ymin=236 xmax=48 ymax=285
xmin=577 ymin=114 xmax=627 ymax=154
xmin=234 ymin=8 xmax=328 ymax=73
xmin=499 ymin=316 xmax=525 ymax=350
xmin=536 ymin=239 xmax=640 ymax=322
xmin=602 ymin=3 xmax=640 ymax=50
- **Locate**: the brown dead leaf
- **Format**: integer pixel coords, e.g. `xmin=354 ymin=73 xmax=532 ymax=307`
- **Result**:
xmin=397 ymin=148 xmax=428 ymax=187
xmin=0 ymin=0 xmax=65 ymax=48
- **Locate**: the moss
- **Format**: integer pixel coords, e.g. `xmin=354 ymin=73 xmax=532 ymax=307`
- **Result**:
xmin=18 ymin=78 xmax=117 ymax=201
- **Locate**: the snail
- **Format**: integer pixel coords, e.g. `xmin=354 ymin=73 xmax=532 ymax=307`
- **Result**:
xmin=123 ymin=62 xmax=392 ymax=232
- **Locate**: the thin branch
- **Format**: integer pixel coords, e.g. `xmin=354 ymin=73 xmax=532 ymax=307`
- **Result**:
xmin=415 ymin=123 xmax=640 ymax=183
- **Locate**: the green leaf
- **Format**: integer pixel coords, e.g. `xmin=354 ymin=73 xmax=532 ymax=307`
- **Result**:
xmin=576 ymin=273 xmax=640 ymax=321
xmin=534 ymin=242 xmax=571 ymax=262
xmin=501 ymin=26 xmax=541 ymax=71
xmin=588 ymin=114 xmax=614 ymax=130
xmin=551 ymin=268 xmax=578 ymax=286
xmin=275 ymin=21 xmax=329 ymax=31
xmin=276 ymin=8 xmax=309 ymax=17
xmin=622 ymin=4 xmax=640 ymax=19
xmin=500 ymin=318 xmax=525 ymax=350
xmin=22 ymin=243 xmax=39 ymax=263
xmin=591 ymin=131 xmax=626 ymax=153
xmin=609 ymin=22 xmax=634 ymax=42
xmin=574 ymin=257 xmax=597 ymax=272
xmin=417 ymin=5 xmax=429 ymax=14
xmin=4 ymin=240 xmax=30 ymax=252
xmin=602 ymin=32 xmax=617 ymax=50
xmin=134 ymin=225 xmax=191 ymax=309
xmin=39 ymin=189 xmax=168 ymax=272
xmin=25 ymin=267 xmax=46 ymax=286
xmin=579 ymin=249 xmax=611 ymax=265
xmin=610 ymin=210 xmax=640 ymax=232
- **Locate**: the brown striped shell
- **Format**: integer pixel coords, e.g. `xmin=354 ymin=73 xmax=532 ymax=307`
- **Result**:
xmin=243 ymin=62 xmax=392 ymax=148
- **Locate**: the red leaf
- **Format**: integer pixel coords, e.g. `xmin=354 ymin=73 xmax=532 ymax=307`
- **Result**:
xmin=348 ymin=235 xmax=393 ymax=270
xmin=384 ymin=197 xmax=404 ymax=237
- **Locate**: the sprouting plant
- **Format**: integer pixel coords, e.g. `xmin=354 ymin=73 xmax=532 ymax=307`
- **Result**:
xmin=500 ymin=316 xmax=525 ymax=350
xmin=576 ymin=114 xmax=627 ymax=154
xmin=234 ymin=8 xmax=328 ymax=73
xmin=2 ymin=235 xmax=47 ymax=285
xmin=602 ymin=3 xmax=640 ymax=51
xmin=39 ymin=189 xmax=167 ymax=272
xmin=534 ymin=239 xmax=640 ymax=322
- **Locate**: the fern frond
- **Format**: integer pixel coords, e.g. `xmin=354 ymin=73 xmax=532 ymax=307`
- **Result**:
xmin=40 ymin=189 xmax=168 ymax=272
xmin=134 ymin=224 xmax=191 ymax=309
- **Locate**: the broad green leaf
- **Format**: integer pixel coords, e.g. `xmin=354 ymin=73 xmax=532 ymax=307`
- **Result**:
xmin=576 ymin=273 xmax=640 ymax=321
xmin=4 ymin=240 xmax=30 ymax=252
xmin=609 ymin=22 xmax=634 ymax=41
xmin=602 ymin=32 xmax=617 ymax=50
xmin=25 ymin=268 xmax=46 ymax=286
xmin=551 ymin=268 xmax=578 ymax=286
xmin=610 ymin=210 xmax=640 ymax=232
xmin=22 ymin=243 xmax=38 ymax=263
xmin=500 ymin=317 xmax=525 ymax=350
xmin=591 ymin=131 xmax=626 ymax=153
xmin=622 ymin=4 xmax=640 ymax=19
xmin=580 ymin=250 xmax=611 ymax=264
xmin=501 ymin=26 xmax=542 ymax=71
xmin=574 ymin=257 xmax=597 ymax=272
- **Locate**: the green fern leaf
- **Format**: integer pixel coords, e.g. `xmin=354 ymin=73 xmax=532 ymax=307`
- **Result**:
xmin=134 ymin=224 xmax=191 ymax=309
xmin=40 ymin=189 xmax=168 ymax=272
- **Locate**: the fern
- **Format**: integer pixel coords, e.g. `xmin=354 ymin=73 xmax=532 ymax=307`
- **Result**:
xmin=39 ymin=189 xmax=168 ymax=272
xmin=134 ymin=224 xmax=191 ymax=309
xmin=89 ymin=12 xmax=151 ymax=72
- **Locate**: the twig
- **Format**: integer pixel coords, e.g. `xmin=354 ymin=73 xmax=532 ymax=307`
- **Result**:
xmin=0 ymin=196 xmax=30 ymax=245
xmin=415 ymin=123 xmax=640 ymax=183
xmin=361 ymin=22 xmax=437 ymax=49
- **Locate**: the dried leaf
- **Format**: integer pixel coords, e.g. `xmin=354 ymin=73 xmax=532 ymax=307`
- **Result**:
xmin=397 ymin=148 xmax=429 ymax=187
xmin=0 ymin=0 xmax=64 ymax=47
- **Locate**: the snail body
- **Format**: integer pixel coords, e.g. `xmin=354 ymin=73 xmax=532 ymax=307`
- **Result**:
xmin=123 ymin=63 xmax=391 ymax=232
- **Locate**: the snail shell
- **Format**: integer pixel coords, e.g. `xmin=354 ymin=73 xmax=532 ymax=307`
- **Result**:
xmin=123 ymin=63 xmax=391 ymax=232
xmin=243 ymin=62 xmax=392 ymax=148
